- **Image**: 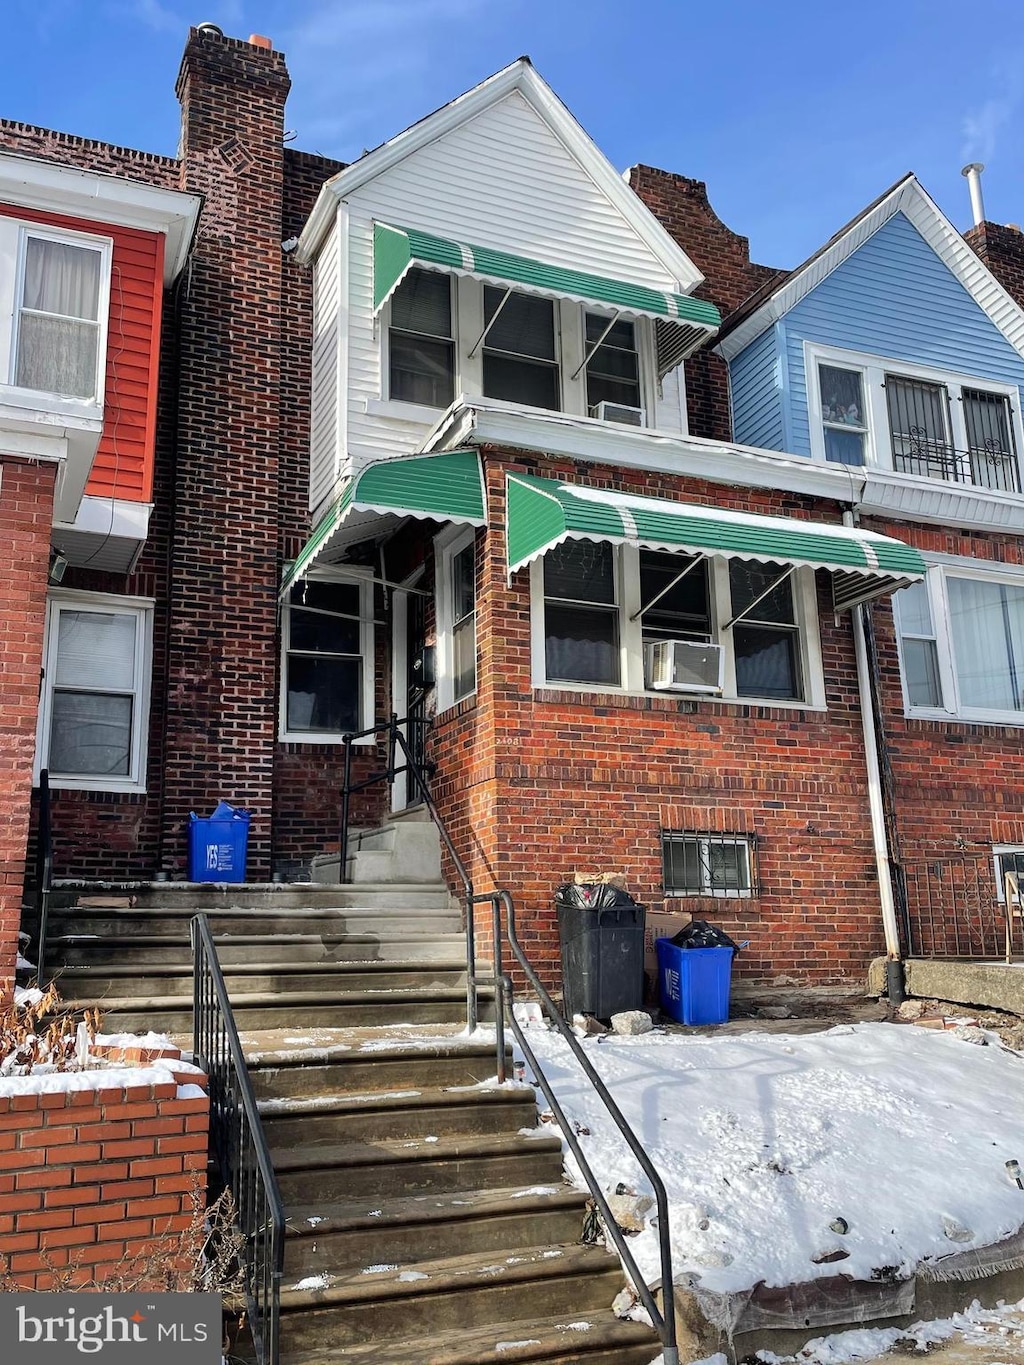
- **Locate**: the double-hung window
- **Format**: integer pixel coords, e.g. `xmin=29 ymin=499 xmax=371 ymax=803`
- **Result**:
xmin=7 ymin=228 xmax=110 ymax=404
xmin=809 ymin=345 xmax=1022 ymax=493
xmin=436 ymin=528 xmax=477 ymax=709
xmin=482 ymin=287 xmax=560 ymax=411
xmin=281 ymin=575 xmax=373 ymax=741
xmin=895 ymin=562 xmax=1024 ymax=721
xmin=585 ymin=313 xmax=641 ymax=415
xmin=536 ymin=544 xmax=820 ymax=705
xmin=388 ymin=267 xmax=455 ymax=408
xmin=39 ymin=593 xmax=153 ymax=791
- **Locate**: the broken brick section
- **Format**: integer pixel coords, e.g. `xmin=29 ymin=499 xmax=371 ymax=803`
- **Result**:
xmin=0 ymin=1049 xmax=209 ymax=1290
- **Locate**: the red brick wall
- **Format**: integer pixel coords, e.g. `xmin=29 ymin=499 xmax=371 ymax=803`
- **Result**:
xmin=965 ymin=221 xmax=1024 ymax=309
xmin=428 ymin=450 xmax=886 ymax=989
xmin=0 ymin=1058 xmax=208 ymax=1289
xmin=629 ymin=165 xmax=782 ymax=443
xmin=0 ymin=457 xmax=56 ymax=999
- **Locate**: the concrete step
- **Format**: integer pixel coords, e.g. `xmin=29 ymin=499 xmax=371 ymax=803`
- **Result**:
xmin=283 ymin=1310 xmax=660 ymax=1364
xmin=96 ymin=988 xmax=494 ymax=1035
xmin=272 ymin=1131 xmax=565 ymax=1202
xmin=282 ymin=1185 xmax=588 ymax=1275
xmin=55 ymin=961 xmax=470 ymax=1001
xmin=47 ymin=906 xmax=463 ymax=938
xmin=247 ymin=1036 xmax=507 ymax=1100
xmin=259 ymin=1084 xmax=537 ymax=1146
xmin=52 ymin=880 xmax=456 ymax=912
xmin=50 ymin=934 xmax=468 ymax=967
xmin=277 ymin=1243 xmax=627 ymax=1351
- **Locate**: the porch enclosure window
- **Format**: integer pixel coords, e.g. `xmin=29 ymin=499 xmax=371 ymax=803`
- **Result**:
xmin=39 ymin=595 xmax=152 ymax=791
xmin=541 ymin=542 xmax=810 ymax=702
xmin=482 ymin=286 xmax=560 ymax=410
xmin=895 ymin=566 xmax=1024 ymax=719
xmin=451 ymin=540 xmax=477 ymax=701
xmin=662 ymin=830 xmax=756 ymax=897
xmin=15 ymin=233 xmax=105 ymax=400
xmin=388 ymin=267 xmax=455 ymax=407
xmin=819 ymin=364 xmax=868 ymax=466
xmin=729 ymin=561 xmax=801 ymax=700
xmin=585 ymin=313 xmax=641 ymax=413
xmin=284 ymin=580 xmax=364 ymax=735
xmin=543 ymin=540 xmax=619 ymax=685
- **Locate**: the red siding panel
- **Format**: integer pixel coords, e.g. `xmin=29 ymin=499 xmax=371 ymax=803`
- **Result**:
xmin=0 ymin=203 xmax=162 ymax=504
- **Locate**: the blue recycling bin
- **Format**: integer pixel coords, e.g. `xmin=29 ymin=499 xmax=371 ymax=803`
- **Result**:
xmin=188 ymin=802 xmax=250 ymax=883
xmin=656 ymin=940 xmax=733 ymax=1025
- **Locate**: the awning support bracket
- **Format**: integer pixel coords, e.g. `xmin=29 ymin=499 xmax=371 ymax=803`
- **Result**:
xmin=629 ymin=555 xmax=704 ymax=622
xmin=570 ymin=311 xmax=621 ymax=381
xmin=723 ymin=565 xmax=795 ymax=632
xmin=468 ymin=287 xmax=512 ymax=359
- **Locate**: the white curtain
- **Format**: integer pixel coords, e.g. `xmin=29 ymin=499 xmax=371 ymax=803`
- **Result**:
xmin=16 ymin=238 xmax=102 ymax=398
xmin=948 ymin=577 xmax=1024 ymax=711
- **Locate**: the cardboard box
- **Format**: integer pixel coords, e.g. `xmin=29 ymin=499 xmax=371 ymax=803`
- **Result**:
xmin=644 ymin=907 xmax=693 ymax=975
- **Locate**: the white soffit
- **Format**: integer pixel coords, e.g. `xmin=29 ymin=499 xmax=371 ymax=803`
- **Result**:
xmin=716 ymin=175 xmax=1024 ymax=364
xmin=0 ymin=151 xmax=201 ymax=283
xmin=295 ymin=59 xmax=704 ymax=294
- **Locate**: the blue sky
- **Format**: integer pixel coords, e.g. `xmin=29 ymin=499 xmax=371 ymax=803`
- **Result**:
xmin=6 ymin=0 xmax=1024 ymax=269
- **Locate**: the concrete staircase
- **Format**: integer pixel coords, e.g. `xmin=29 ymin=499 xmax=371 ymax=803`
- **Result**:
xmin=42 ymin=833 xmax=662 ymax=1363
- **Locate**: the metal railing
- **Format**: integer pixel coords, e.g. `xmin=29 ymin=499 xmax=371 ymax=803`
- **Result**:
xmin=901 ymin=853 xmax=1024 ymax=961
xmin=30 ymin=769 xmax=53 ymax=985
xmin=338 ymin=714 xmax=680 ymax=1364
xmin=192 ymin=914 xmax=285 ymax=1365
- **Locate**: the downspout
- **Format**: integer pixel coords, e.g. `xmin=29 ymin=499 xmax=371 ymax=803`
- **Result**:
xmin=843 ymin=511 xmax=905 ymax=1003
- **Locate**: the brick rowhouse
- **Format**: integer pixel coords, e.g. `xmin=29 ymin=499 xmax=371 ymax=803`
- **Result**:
xmin=0 ymin=458 xmax=57 ymax=1000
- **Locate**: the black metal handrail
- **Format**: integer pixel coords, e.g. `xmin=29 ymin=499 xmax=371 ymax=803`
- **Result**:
xmin=32 ymin=768 xmax=53 ymax=985
xmin=337 ymin=715 xmax=679 ymax=1363
xmin=192 ymin=914 xmax=285 ymax=1365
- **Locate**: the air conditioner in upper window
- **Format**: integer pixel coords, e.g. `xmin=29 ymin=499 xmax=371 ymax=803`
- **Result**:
xmin=646 ymin=640 xmax=724 ymax=693
xmin=589 ymin=401 xmax=645 ymax=427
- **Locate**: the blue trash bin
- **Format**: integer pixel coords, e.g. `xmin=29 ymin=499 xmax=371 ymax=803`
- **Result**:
xmin=656 ymin=940 xmax=733 ymax=1025
xmin=188 ymin=802 xmax=250 ymax=883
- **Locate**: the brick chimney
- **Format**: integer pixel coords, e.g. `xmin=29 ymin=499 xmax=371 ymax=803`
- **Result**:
xmin=629 ymin=165 xmax=782 ymax=441
xmin=964 ymin=221 xmax=1024 ymax=310
xmin=161 ymin=28 xmax=291 ymax=875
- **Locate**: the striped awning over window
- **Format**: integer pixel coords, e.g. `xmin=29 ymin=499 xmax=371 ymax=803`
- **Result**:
xmin=280 ymin=450 xmax=486 ymax=600
xmin=505 ymin=473 xmax=926 ymax=610
xmin=373 ymin=222 xmax=721 ymax=374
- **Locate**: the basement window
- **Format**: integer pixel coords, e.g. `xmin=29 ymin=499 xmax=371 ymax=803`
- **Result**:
xmin=662 ymin=830 xmax=757 ymax=897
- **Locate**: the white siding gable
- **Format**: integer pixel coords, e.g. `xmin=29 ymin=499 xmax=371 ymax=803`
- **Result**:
xmin=325 ymin=90 xmax=692 ymax=492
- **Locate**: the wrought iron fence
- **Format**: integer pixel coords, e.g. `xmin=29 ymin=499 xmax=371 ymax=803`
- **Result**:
xmin=192 ymin=914 xmax=284 ymax=1365
xmin=26 ymin=769 xmax=53 ymax=985
xmin=901 ymin=853 xmax=1024 ymax=961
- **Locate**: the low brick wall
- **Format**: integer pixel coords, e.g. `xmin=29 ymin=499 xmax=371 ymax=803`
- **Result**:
xmin=0 ymin=1049 xmax=209 ymax=1290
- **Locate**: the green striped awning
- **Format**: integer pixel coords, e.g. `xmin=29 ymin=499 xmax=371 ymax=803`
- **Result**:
xmin=505 ymin=473 xmax=926 ymax=610
xmin=280 ymin=450 xmax=486 ymax=600
xmin=373 ymin=222 xmax=720 ymax=373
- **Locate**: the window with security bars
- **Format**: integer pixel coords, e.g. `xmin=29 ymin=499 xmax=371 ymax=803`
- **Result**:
xmin=963 ymin=389 xmax=1018 ymax=492
xmin=388 ymin=267 xmax=455 ymax=408
xmin=885 ymin=375 xmax=956 ymax=481
xmin=662 ymin=830 xmax=757 ymax=897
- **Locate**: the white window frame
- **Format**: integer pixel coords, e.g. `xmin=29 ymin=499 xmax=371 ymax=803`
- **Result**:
xmin=1 ymin=222 xmax=112 ymax=415
xmin=662 ymin=831 xmax=756 ymax=898
xmin=529 ymin=544 xmax=826 ymax=709
xmin=375 ymin=271 xmax=659 ymax=423
xmin=894 ymin=554 xmax=1024 ymax=726
xmin=435 ymin=526 xmax=478 ymax=712
xmin=36 ymin=590 xmax=153 ymax=793
xmin=279 ymin=567 xmax=375 ymax=744
xmin=805 ymin=342 xmax=1023 ymax=486
xmin=993 ymin=846 xmax=1024 ymax=903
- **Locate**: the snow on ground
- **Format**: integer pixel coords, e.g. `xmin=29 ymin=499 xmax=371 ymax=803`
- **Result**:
xmin=514 ymin=1019 xmax=1024 ymax=1297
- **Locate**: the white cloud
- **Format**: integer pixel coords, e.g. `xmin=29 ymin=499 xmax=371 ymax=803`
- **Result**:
xmin=961 ymin=57 xmax=1024 ymax=164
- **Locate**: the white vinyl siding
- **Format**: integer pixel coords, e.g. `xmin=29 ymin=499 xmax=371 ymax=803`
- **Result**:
xmin=309 ymin=217 xmax=342 ymax=512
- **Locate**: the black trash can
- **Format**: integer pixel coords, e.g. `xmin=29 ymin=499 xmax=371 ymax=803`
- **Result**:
xmin=556 ymin=885 xmax=646 ymax=1020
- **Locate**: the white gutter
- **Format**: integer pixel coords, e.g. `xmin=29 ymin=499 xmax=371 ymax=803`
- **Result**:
xmin=844 ymin=510 xmax=901 ymax=960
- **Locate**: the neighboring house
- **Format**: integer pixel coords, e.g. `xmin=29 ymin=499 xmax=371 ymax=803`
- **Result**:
xmin=0 ymin=145 xmax=198 ymax=991
xmin=717 ymin=177 xmax=1024 ymax=957
xmin=2 ymin=23 xmax=1023 ymax=999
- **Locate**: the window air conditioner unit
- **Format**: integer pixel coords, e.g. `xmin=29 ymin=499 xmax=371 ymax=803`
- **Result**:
xmin=646 ymin=640 xmax=724 ymax=693
xmin=589 ymin=401 xmax=645 ymax=427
